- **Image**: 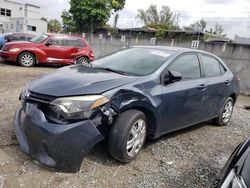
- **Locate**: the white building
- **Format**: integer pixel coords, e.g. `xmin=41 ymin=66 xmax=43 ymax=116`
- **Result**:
xmin=0 ymin=0 xmax=47 ymax=35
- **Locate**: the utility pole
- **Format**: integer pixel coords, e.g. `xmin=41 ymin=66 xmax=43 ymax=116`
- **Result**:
xmin=175 ymin=12 xmax=180 ymax=29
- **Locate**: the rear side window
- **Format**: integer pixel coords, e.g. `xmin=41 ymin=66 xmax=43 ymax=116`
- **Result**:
xmin=63 ymin=38 xmax=85 ymax=47
xmin=201 ymin=55 xmax=221 ymax=77
xmin=169 ymin=54 xmax=201 ymax=80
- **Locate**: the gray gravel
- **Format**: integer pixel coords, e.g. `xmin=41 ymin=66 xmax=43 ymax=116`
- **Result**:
xmin=0 ymin=62 xmax=250 ymax=188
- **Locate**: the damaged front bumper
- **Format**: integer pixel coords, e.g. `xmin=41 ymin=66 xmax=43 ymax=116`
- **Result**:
xmin=14 ymin=103 xmax=104 ymax=173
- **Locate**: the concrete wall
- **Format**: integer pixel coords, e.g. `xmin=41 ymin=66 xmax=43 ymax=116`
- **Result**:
xmin=88 ymin=35 xmax=250 ymax=95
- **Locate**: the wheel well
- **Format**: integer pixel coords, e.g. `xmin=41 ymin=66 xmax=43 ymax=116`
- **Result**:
xmin=17 ymin=51 xmax=37 ymax=63
xmin=229 ymin=93 xmax=236 ymax=103
xmin=121 ymin=107 xmax=157 ymax=139
xmin=78 ymin=56 xmax=89 ymax=60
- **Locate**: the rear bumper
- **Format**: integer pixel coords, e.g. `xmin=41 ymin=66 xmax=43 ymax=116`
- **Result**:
xmin=14 ymin=105 xmax=104 ymax=172
xmin=0 ymin=50 xmax=18 ymax=62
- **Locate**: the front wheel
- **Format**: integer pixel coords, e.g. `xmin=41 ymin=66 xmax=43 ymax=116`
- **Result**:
xmin=108 ymin=110 xmax=147 ymax=163
xmin=214 ymin=97 xmax=234 ymax=126
xmin=18 ymin=52 xmax=35 ymax=67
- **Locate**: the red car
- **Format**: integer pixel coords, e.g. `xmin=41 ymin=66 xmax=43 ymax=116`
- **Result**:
xmin=0 ymin=34 xmax=94 ymax=67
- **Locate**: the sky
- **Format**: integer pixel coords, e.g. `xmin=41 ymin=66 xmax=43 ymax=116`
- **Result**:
xmin=14 ymin=0 xmax=250 ymax=39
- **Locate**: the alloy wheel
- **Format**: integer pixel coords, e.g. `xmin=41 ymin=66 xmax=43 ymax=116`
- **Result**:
xmin=222 ymin=100 xmax=233 ymax=123
xmin=126 ymin=119 xmax=146 ymax=157
xmin=76 ymin=57 xmax=89 ymax=65
xmin=21 ymin=54 xmax=34 ymax=66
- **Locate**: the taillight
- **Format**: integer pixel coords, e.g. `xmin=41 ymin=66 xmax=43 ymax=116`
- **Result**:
xmin=90 ymin=51 xmax=94 ymax=59
xmin=234 ymin=74 xmax=240 ymax=85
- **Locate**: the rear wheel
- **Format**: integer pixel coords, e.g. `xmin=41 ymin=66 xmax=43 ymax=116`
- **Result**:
xmin=76 ymin=57 xmax=89 ymax=65
xmin=214 ymin=97 xmax=234 ymax=126
xmin=18 ymin=52 xmax=35 ymax=67
xmin=108 ymin=110 xmax=147 ymax=162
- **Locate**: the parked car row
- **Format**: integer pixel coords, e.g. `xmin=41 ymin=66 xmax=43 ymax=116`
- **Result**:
xmin=0 ymin=33 xmax=94 ymax=66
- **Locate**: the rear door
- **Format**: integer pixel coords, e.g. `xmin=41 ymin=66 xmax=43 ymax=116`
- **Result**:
xmin=62 ymin=37 xmax=86 ymax=61
xmin=160 ymin=53 xmax=207 ymax=133
xmin=199 ymin=53 xmax=232 ymax=118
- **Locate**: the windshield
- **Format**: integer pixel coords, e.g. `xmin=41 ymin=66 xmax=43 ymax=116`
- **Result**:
xmin=30 ymin=34 xmax=48 ymax=43
xmin=92 ymin=48 xmax=172 ymax=76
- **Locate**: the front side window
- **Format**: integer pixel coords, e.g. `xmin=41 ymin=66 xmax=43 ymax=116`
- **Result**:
xmin=201 ymin=55 xmax=221 ymax=77
xmin=169 ymin=54 xmax=201 ymax=80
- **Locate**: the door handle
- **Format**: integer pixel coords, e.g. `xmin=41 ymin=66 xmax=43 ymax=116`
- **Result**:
xmin=225 ymin=80 xmax=230 ymax=85
xmin=197 ymin=84 xmax=207 ymax=90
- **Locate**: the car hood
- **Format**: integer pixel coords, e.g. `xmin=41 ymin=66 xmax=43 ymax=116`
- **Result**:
xmin=28 ymin=65 xmax=138 ymax=97
xmin=3 ymin=41 xmax=38 ymax=49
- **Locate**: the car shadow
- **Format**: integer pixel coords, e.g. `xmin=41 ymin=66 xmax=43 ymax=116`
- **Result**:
xmin=87 ymin=122 xmax=209 ymax=168
xmin=0 ymin=60 xmax=65 ymax=68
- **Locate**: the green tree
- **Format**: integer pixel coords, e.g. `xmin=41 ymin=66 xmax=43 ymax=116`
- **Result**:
xmin=61 ymin=9 xmax=75 ymax=32
xmin=64 ymin=0 xmax=125 ymax=33
xmin=206 ymin=23 xmax=226 ymax=37
xmin=184 ymin=19 xmax=207 ymax=32
xmin=136 ymin=5 xmax=177 ymax=30
xmin=48 ymin=19 xmax=62 ymax=33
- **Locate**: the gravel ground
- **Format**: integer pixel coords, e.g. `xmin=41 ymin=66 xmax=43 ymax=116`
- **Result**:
xmin=0 ymin=62 xmax=250 ymax=188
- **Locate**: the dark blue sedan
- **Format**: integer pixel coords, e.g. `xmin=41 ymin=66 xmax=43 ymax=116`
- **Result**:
xmin=14 ymin=46 xmax=240 ymax=172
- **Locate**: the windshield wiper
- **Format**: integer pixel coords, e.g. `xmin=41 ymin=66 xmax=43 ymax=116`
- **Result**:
xmin=94 ymin=67 xmax=127 ymax=75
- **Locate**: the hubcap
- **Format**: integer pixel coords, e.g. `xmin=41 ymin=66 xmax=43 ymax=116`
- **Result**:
xmin=77 ymin=57 xmax=89 ymax=65
xmin=222 ymin=101 xmax=233 ymax=123
xmin=21 ymin=54 xmax=34 ymax=66
xmin=126 ymin=119 xmax=146 ymax=157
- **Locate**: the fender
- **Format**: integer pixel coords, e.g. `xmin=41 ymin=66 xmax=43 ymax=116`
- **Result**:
xmin=18 ymin=47 xmax=48 ymax=63
xmin=109 ymin=89 xmax=162 ymax=139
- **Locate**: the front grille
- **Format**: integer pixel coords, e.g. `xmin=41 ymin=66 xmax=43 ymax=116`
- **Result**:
xmin=27 ymin=91 xmax=56 ymax=104
xmin=24 ymin=91 xmax=64 ymax=123
xmin=1 ymin=45 xmax=8 ymax=51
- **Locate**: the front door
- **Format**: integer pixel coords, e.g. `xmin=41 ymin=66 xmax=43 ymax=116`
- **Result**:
xmin=160 ymin=53 xmax=207 ymax=133
xmin=41 ymin=37 xmax=64 ymax=63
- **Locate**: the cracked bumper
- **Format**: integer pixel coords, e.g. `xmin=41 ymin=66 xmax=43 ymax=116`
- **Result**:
xmin=14 ymin=104 xmax=104 ymax=173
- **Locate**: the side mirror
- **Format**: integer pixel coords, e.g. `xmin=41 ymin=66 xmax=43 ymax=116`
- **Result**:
xmin=161 ymin=70 xmax=182 ymax=85
xmin=45 ymin=41 xmax=53 ymax=46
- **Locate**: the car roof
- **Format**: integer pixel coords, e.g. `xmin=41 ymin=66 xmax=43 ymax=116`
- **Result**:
xmin=132 ymin=45 xmax=217 ymax=57
xmin=2 ymin=32 xmax=35 ymax=36
xmin=46 ymin=33 xmax=83 ymax=39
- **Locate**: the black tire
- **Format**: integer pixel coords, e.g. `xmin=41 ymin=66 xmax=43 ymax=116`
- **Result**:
xmin=108 ymin=110 xmax=147 ymax=163
xmin=76 ymin=57 xmax=90 ymax=65
xmin=18 ymin=52 xmax=35 ymax=67
xmin=214 ymin=97 xmax=234 ymax=126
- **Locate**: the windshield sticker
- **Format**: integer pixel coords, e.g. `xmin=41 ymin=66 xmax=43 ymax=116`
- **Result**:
xmin=150 ymin=51 xmax=170 ymax=57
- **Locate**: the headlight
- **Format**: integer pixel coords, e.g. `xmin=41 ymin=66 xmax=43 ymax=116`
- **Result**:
xmin=50 ymin=95 xmax=109 ymax=120
xmin=9 ymin=48 xmax=20 ymax=52
xmin=20 ymin=85 xmax=30 ymax=101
